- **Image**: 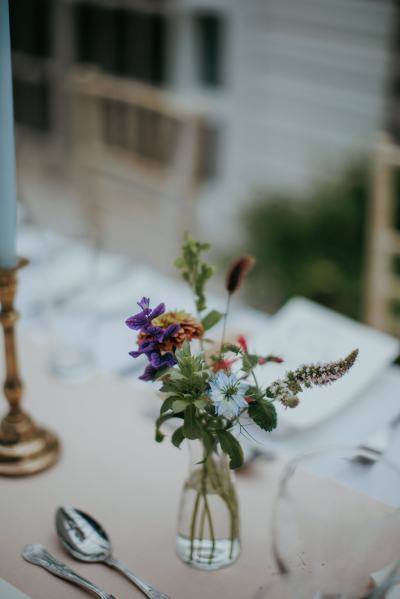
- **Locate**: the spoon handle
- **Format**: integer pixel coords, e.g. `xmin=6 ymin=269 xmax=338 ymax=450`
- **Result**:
xmin=106 ymin=556 xmax=172 ymax=599
xmin=22 ymin=544 xmax=116 ymax=599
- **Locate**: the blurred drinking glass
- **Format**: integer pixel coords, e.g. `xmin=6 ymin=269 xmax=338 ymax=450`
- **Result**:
xmin=271 ymin=447 xmax=400 ymax=598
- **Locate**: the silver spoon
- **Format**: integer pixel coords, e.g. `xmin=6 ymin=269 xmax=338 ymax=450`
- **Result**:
xmin=22 ymin=544 xmax=116 ymax=599
xmin=55 ymin=506 xmax=172 ymax=599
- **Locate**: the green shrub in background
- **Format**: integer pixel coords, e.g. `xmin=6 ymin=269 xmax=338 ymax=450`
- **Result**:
xmin=243 ymin=164 xmax=369 ymax=320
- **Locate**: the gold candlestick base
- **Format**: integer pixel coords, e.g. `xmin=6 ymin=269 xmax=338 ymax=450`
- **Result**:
xmin=0 ymin=259 xmax=60 ymax=476
xmin=0 ymin=410 xmax=60 ymax=476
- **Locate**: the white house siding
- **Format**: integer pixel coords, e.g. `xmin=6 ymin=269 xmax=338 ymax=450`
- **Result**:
xmin=192 ymin=0 xmax=395 ymax=244
xmin=240 ymin=0 xmax=392 ymax=182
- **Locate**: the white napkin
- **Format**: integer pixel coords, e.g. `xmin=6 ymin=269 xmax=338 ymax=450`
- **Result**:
xmin=251 ymin=297 xmax=400 ymax=430
xmin=0 ymin=579 xmax=31 ymax=599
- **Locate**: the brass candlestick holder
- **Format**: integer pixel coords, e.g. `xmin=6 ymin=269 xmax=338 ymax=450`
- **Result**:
xmin=0 ymin=258 xmax=60 ymax=476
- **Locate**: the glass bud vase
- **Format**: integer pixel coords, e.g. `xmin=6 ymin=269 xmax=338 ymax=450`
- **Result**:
xmin=176 ymin=440 xmax=241 ymax=570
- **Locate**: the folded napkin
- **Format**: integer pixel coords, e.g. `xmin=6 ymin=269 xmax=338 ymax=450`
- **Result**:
xmin=0 ymin=579 xmax=31 ymax=599
xmin=252 ymin=297 xmax=399 ymax=429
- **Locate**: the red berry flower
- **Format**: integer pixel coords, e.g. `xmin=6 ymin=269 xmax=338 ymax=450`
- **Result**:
xmin=237 ymin=335 xmax=248 ymax=353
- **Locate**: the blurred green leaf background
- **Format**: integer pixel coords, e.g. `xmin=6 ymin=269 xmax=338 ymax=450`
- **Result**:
xmin=243 ymin=163 xmax=369 ymax=320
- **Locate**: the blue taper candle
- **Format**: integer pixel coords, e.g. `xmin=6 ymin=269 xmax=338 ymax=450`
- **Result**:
xmin=0 ymin=0 xmax=17 ymax=268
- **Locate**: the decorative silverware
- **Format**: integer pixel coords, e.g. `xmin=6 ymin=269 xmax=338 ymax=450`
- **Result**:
xmin=55 ymin=506 xmax=172 ymax=599
xmin=21 ymin=544 xmax=116 ymax=599
xmin=357 ymin=411 xmax=400 ymax=464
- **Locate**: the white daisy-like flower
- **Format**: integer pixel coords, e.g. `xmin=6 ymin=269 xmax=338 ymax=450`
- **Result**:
xmin=208 ymin=372 xmax=249 ymax=419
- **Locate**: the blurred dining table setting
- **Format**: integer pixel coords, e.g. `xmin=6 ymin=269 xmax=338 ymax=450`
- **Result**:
xmin=0 ymin=332 xmax=284 ymax=599
xmin=0 ymin=331 xmax=400 ymax=598
xmin=1 ymin=225 xmax=400 ymax=598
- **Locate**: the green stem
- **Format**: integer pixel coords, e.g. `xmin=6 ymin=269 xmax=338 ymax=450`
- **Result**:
xmin=194 ymin=298 xmax=205 ymax=354
xmin=206 ymin=451 xmax=239 ymax=556
xmin=220 ymin=293 xmax=231 ymax=351
xmin=199 ymin=459 xmax=208 ymax=551
xmin=202 ymin=452 xmax=216 ymax=563
xmin=202 ymin=483 xmax=216 ymax=564
xmin=189 ymin=490 xmax=201 ymax=561
xmin=251 ymin=368 xmax=259 ymax=390
xmin=206 ymin=453 xmax=223 ymax=493
xmin=188 ymin=254 xmax=204 ymax=352
xmin=198 ymin=313 xmax=205 ymax=352
xmin=187 ymin=444 xmax=239 ymax=566
xmin=198 ymin=499 xmax=206 ymax=545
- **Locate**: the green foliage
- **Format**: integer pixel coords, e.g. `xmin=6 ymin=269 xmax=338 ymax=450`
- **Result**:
xmin=156 ymin=341 xmax=211 ymax=446
xmin=175 ymin=233 xmax=215 ymax=313
xmin=160 ymin=395 xmax=181 ymax=414
xmin=155 ymin=332 xmax=254 ymax=468
xmin=221 ymin=343 xmax=242 ymax=354
xmin=153 ymin=366 xmax=175 ymax=380
xmin=145 ymin=228 xmax=361 ymax=470
xmin=172 ymin=399 xmax=189 ymax=413
xmin=155 ymin=412 xmax=180 ymax=442
xmin=248 ymin=400 xmax=277 ymax=432
xmin=216 ymin=430 xmax=244 ymax=469
xmin=241 ymin=353 xmax=259 ymax=372
xmin=183 ymin=404 xmax=200 ymax=439
xmin=171 ymin=426 xmax=185 ymax=448
xmin=243 ymin=164 xmax=369 ymax=320
xmin=201 ymin=310 xmax=224 ymax=331
xmin=158 ymin=337 xmax=241 ymax=448
xmin=199 ymin=429 xmax=215 ymax=455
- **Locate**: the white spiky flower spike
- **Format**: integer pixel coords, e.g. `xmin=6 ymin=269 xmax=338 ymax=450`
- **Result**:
xmin=267 ymin=349 xmax=359 ymax=408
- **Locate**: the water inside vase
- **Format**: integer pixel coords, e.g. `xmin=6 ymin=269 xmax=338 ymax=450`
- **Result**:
xmin=176 ymin=465 xmax=240 ymax=570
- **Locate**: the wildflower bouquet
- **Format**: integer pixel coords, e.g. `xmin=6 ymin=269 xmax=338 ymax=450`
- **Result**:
xmin=125 ymin=235 xmax=358 ymax=569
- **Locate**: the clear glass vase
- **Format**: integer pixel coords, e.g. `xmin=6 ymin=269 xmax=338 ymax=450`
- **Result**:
xmin=176 ymin=440 xmax=241 ymax=570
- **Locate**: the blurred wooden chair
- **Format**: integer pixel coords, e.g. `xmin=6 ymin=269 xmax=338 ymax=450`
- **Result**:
xmin=69 ymin=69 xmax=208 ymax=267
xmin=365 ymin=134 xmax=400 ymax=336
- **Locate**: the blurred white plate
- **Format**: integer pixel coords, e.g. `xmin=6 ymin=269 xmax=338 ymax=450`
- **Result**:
xmin=251 ymin=297 xmax=400 ymax=430
xmin=0 ymin=579 xmax=31 ymax=599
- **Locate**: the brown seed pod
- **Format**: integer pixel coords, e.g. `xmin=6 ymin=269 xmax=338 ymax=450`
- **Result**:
xmin=225 ymin=255 xmax=256 ymax=294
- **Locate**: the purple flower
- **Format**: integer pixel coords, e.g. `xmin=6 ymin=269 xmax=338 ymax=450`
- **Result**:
xmin=137 ymin=297 xmax=150 ymax=312
xmin=160 ymin=323 xmax=180 ymax=342
xmin=138 ymin=353 xmax=177 ymax=381
xmin=126 ymin=297 xmax=179 ymax=382
xmin=125 ymin=299 xmax=165 ymax=331
xmin=139 ymin=364 xmax=158 ymax=381
xmin=145 ymin=325 xmax=164 ymax=338
xmin=129 ymin=339 xmax=158 ymax=358
xmin=143 ymin=323 xmax=180 ymax=344
xmin=149 ymin=302 xmax=166 ymax=320
xmin=126 ymin=312 xmax=148 ymax=330
xmin=149 ymin=352 xmax=176 ymax=369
